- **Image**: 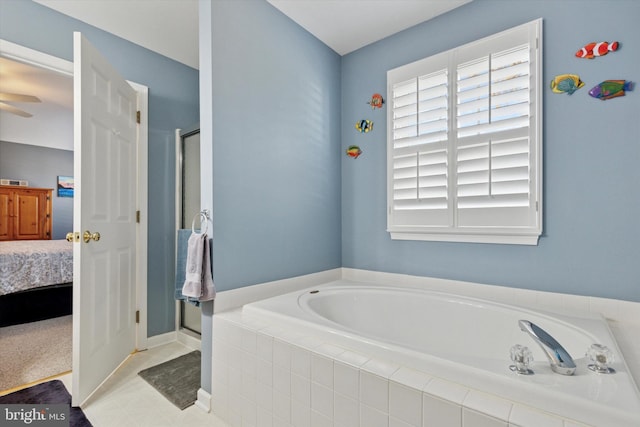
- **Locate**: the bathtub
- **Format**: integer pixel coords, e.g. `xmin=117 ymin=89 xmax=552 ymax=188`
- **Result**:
xmin=212 ymin=280 xmax=640 ymax=427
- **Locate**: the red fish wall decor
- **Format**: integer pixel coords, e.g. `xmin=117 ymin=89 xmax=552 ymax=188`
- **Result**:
xmin=346 ymin=145 xmax=362 ymax=159
xmin=367 ymin=93 xmax=384 ymax=109
xmin=575 ymin=41 xmax=619 ymax=59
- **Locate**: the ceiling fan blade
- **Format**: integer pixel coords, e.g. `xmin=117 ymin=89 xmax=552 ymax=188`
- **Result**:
xmin=0 ymin=102 xmax=33 ymax=117
xmin=0 ymin=92 xmax=41 ymax=103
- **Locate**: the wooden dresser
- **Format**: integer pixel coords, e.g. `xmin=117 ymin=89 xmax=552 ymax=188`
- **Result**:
xmin=0 ymin=186 xmax=52 ymax=241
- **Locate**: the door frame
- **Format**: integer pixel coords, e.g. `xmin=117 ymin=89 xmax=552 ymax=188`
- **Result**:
xmin=0 ymin=39 xmax=149 ymax=350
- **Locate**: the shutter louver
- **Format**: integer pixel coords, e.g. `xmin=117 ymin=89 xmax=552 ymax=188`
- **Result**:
xmin=457 ymin=45 xmax=530 ymax=139
xmin=418 ymin=71 xmax=448 ymax=144
xmin=392 ymin=78 xmax=418 ymax=141
xmin=393 ymin=149 xmax=448 ymax=210
xmin=457 ymin=137 xmax=529 ymax=209
xmin=392 ymin=70 xmax=448 ymax=149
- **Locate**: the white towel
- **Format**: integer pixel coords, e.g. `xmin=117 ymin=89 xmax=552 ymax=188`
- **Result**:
xmin=181 ymin=232 xmax=216 ymax=301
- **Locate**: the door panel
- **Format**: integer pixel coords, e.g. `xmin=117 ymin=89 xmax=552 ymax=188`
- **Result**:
xmin=72 ymin=32 xmax=137 ymax=407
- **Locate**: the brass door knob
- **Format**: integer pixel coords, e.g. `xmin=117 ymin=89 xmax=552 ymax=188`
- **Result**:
xmin=66 ymin=232 xmax=75 ymax=242
xmin=83 ymin=230 xmax=101 ymax=243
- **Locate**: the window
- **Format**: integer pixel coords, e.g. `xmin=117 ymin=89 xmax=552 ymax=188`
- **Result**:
xmin=387 ymin=19 xmax=542 ymax=245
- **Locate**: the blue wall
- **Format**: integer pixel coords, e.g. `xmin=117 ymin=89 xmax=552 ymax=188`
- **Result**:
xmin=0 ymin=141 xmax=73 ymax=240
xmin=3 ymin=0 xmax=636 ymax=349
xmin=0 ymin=1 xmax=200 ymax=335
xmin=341 ymin=0 xmax=640 ymax=302
xmin=208 ymin=0 xmax=342 ymax=291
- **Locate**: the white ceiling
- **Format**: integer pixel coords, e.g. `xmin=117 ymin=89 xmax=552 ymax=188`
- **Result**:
xmin=267 ymin=0 xmax=472 ymax=56
xmin=33 ymin=0 xmax=200 ymax=69
xmin=33 ymin=0 xmax=473 ymax=68
xmin=0 ymin=56 xmax=74 ymax=150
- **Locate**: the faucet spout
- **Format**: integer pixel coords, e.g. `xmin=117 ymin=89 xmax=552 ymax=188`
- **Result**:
xmin=518 ymin=320 xmax=576 ymax=375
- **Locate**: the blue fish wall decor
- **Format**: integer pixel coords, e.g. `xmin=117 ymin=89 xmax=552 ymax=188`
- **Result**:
xmin=355 ymin=119 xmax=373 ymax=133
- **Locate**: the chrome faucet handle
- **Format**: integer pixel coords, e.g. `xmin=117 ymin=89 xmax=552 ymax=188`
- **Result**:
xmin=510 ymin=344 xmax=534 ymax=375
xmin=587 ymin=343 xmax=616 ymax=374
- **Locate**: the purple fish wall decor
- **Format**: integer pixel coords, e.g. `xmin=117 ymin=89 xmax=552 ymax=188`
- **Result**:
xmin=588 ymin=80 xmax=634 ymax=100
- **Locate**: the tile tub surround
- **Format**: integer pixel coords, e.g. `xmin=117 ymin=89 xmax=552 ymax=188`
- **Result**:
xmin=210 ymin=269 xmax=640 ymax=427
xmin=212 ymin=310 xmax=605 ymax=427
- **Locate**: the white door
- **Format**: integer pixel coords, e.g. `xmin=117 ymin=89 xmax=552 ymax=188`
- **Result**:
xmin=71 ymin=32 xmax=138 ymax=407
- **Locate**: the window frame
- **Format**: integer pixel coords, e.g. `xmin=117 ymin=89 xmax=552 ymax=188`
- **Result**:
xmin=386 ymin=19 xmax=543 ymax=245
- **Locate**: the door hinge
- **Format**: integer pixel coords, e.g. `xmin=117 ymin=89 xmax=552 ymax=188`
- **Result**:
xmin=136 ymin=110 xmax=141 ymax=124
xmin=136 ymin=210 xmax=140 ymax=223
xmin=136 ymin=310 xmax=140 ymax=324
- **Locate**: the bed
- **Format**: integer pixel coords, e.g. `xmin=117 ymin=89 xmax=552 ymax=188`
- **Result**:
xmin=0 ymin=239 xmax=73 ymax=326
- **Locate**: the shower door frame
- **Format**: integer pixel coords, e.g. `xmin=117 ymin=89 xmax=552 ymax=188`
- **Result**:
xmin=175 ymin=127 xmax=202 ymax=337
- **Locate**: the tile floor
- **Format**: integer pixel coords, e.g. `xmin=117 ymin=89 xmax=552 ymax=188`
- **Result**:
xmin=6 ymin=342 xmax=230 ymax=427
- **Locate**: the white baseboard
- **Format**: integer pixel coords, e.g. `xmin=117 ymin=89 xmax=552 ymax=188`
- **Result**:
xmin=145 ymin=331 xmax=176 ymax=349
xmin=195 ymin=387 xmax=211 ymax=412
xmin=177 ymin=329 xmax=201 ymax=351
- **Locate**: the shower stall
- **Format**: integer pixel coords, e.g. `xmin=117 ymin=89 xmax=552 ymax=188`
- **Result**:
xmin=176 ymin=127 xmax=201 ymax=335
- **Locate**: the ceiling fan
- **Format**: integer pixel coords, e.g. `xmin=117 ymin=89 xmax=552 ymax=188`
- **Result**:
xmin=0 ymin=92 xmax=42 ymax=118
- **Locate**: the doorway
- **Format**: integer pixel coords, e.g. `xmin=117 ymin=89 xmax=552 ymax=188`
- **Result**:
xmin=0 ymin=38 xmax=148 ymax=405
xmin=177 ymin=128 xmax=201 ymax=335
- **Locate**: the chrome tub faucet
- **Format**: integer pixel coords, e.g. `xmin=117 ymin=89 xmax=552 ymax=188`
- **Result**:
xmin=519 ymin=320 xmax=577 ymax=375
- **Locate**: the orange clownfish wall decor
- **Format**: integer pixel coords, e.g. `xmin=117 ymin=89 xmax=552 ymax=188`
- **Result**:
xmin=575 ymin=41 xmax=619 ymax=59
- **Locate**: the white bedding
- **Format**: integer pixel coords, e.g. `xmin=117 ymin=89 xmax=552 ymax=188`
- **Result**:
xmin=0 ymin=240 xmax=73 ymax=296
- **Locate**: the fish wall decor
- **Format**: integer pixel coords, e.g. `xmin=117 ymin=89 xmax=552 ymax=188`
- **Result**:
xmin=355 ymin=119 xmax=373 ymax=133
xmin=368 ymin=93 xmax=384 ymax=109
xmin=576 ymin=41 xmax=619 ymax=59
xmin=346 ymin=145 xmax=362 ymax=158
xmin=588 ymin=80 xmax=634 ymax=100
xmin=550 ymin=74 xmax=585 ymax=95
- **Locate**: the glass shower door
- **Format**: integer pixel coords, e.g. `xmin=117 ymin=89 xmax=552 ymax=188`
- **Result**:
xmin=179 ymin=129 xmax=201 ymax=334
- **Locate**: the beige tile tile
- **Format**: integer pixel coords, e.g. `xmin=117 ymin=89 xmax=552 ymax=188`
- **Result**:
xmin=78 ymin=342 xmax=231 ymax=427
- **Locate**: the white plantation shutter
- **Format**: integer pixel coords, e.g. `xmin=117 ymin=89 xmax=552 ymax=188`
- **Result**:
xmin=391 ymin=70 xmax=450 ymax=226
xmin=387 ymin=19 xmax=542 ymax=244
xmin=456 ymin=44 xmax=532 ymax=227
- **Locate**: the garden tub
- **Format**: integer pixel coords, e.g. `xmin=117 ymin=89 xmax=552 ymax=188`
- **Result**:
xmin=236 ymin=280 xmax=640 ymax=426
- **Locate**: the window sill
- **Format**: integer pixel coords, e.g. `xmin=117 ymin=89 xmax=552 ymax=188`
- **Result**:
xmin=389 ymin=230 xmax=540 ymax=245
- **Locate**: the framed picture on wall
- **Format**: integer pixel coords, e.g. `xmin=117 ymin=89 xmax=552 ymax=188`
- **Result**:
xmin=57 ymin=176 xmax=74 ymax=197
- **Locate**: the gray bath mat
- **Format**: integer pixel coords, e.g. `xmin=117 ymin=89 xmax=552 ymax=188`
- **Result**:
xmin=138 ymin=350 xmax=200 ymax=409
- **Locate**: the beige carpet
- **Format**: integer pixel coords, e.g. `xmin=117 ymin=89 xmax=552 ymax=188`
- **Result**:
xmin=0 ymin=315 xmax=72 ymax=392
